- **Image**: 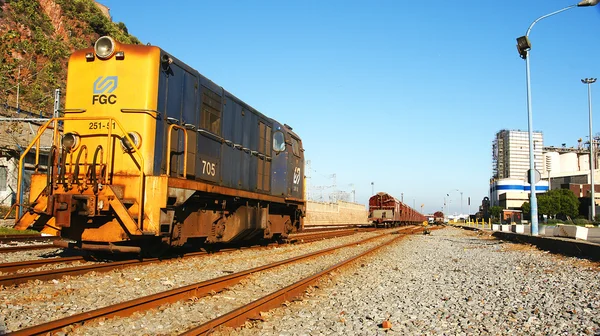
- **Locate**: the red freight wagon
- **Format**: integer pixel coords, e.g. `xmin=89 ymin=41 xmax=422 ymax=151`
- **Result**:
xmin=368 ymin=192 xmax=426 ymax=227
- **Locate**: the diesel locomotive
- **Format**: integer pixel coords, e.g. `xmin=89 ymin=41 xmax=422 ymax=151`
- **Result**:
xmin=368 ymin=192 xmax=426 ymax=227
xmin=14 ymin=36 xmax=306 ymax=253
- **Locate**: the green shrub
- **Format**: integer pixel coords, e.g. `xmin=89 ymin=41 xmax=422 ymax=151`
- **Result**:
xmin=547 ymin=219 xmax=564 ymax=225
xmin=573 ymin=218 xmax=591 ymax=226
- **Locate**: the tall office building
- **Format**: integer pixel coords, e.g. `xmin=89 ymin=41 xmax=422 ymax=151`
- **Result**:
xmin=492 ymin=129 xmax=544 ymax=181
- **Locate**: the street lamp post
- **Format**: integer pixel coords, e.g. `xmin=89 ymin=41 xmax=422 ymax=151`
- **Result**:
xmin=516 ymin=0 xmax=599 ymax=236
xmin=583 ymin=77 xmax=597 ymax=221
xmin=460 ymin=191 xmax=463 ymax=217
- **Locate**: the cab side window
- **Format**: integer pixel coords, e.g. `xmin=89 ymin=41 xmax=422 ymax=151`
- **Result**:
xmin=273 ymin=131 xmax=285 ymax=152
xmin=291 ymin=137 xmax=300 ymax=157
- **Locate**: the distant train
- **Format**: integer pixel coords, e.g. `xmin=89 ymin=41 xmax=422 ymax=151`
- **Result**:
xmin=368 ymin=192 xmax=426 ymax=227
xmin=14 ymin=36 xmax=305 ymax=254
xmin=433 ymin=211 xmax=445 ymax=224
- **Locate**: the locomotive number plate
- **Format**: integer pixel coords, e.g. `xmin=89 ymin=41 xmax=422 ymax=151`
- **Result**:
xmin=89 ymin=121 xmax=116 ymax=130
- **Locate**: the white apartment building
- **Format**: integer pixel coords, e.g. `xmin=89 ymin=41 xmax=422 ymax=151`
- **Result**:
xmin=492 ymin=129 xmax=544 ymax=180
xmin=490 ymin=130 xmax=547 ymax=208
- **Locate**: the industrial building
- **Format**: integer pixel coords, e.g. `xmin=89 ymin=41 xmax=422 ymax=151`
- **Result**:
xmin=491 ymin=129 xmax=600 ymax=217
xmin=490 ymin=130 xmax=547 ymax=208
xmin=493 ymin=129 xmax=544 ymax=180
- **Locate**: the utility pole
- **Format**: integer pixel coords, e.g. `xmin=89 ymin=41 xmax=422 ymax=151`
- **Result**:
xmin=16 ymin=65 xmax=21 ymax=112
xmin=53 ymin=89 xmax=60 ymax=118
xmin=582 ymin=77 xmax=597 ymax=221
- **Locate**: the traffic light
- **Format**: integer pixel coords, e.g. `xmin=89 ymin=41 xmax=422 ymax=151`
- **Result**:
xmin=516 ymin=36 xmax=531 ymax=59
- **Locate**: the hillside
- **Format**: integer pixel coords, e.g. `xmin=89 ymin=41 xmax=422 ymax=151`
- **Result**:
xmin=0 ymin=0 xmax=140 ymax=116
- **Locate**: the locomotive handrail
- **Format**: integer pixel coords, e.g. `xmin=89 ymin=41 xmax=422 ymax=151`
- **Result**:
xmin=61 ymin=109 xmax=87 ymax=114
xmin=197 ymin=129 xmax=224 ymax=143
xmin=120 ymin=108 xmax=161 ymax=119
xmin=16 ymin=117 xmax=146 ymax=230
xmin=166 ymin=124 xmax=188 ymax=178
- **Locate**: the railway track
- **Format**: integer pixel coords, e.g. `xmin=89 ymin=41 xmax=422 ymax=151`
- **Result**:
xmin=0 ymin=226 xmax=381 ymax=286
xmin=7 ymin=226 xmax=424 ymax=335
xmin=0 ymin=244 xmax=57 ymax=254
xmin=0 ymin=234 xmax=59 ymax=244
xmin=0 ymin=234 xmax=61 ymax=254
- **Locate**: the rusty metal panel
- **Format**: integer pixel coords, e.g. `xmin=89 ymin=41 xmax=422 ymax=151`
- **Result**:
xmin=52 ymin=194 xmax=73 ymax=228
xmin=143 ymin=175 xmax=168 ymax=233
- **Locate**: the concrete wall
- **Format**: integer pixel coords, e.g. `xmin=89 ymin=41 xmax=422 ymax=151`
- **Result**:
xmin=0 ymin=156 xmax=17 ymax=206
xmin=305 ymin=200 xmax=368 ymax=226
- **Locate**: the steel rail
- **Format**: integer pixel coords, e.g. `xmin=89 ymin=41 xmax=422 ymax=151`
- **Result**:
xmin=0 ymin=256 xmax=86 ymax=273
xmin=181 ymin=227 xmax=424 ymax=335
xmin=8 ymin=228 xmax=414 ymax=336
xmin=287 ymin=228 xmax=378 ymax=243
xmin=0 ymin=250 xmax=205 ymax=287
xmin=0 ymin=227 xmax=387 ymax=286
xmin=0 ymin=244 xmax=56 ymax=254
xmin=0 ymin=235 xmax=59 ymax=244
xmin=0 ymin=229 xmax=349 ymax=285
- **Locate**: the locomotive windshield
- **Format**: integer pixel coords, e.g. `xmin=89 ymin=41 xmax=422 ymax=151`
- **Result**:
xmin=273 ymin=131 xmax=285 ymax=152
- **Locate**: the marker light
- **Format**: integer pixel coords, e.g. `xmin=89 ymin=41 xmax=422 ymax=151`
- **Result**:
xmin=120 ymin=132 xmax=141 ymax=152
xmin=94 ymin=36 xmax=115 ymax=59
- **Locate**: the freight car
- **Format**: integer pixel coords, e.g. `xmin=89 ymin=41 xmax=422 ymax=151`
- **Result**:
xmin=433 ymin=211 xmax=445 ymax=224
xmin=368 ymin=192 xmax=426 ymax=227
xmin=13 ymin=36 xmax=305 ymax=254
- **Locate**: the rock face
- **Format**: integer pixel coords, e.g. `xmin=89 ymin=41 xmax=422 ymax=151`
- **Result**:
xmin=93 ymin=1 xmax=111 ymax=20
xmin=0 ymin=0 xmax=139 ymax=116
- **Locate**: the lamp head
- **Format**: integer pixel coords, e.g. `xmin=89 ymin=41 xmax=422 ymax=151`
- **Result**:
xmin=516 ymin=36 xmax=531 ymax=59
xmin=577 ymin=0 xmax=599 ymax=6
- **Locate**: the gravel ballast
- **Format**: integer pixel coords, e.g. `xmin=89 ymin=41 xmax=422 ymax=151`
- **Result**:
xmin=220 ymin=227 xmax=600 ymax=335
xmin=3 ymin=227 xmax=599 ymax=335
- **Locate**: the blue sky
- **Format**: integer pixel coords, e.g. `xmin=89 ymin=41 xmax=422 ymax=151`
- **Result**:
xmin=99 ymin=0 xmax=600 ymax=214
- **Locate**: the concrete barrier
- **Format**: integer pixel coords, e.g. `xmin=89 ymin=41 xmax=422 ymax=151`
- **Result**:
xmin=491 ymin=231 xmax=600 ymax=261
xmin=539 ymin=225 xmax=554 ymax=236
xmin=511 ymin=224 xmax=530 ymax=234
xmin=588 ymin=227 xmax=600 ymax=240
xmin=554 ymin=225 xmax=588 ymax=240
xmin=501 ymin=224 xmax=511 ymax=232
xmin=492 ymin=224 xmax=501 ymax=231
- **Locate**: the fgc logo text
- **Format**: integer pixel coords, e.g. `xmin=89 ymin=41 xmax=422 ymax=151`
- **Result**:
xmin=92 ymin=76 xmax=118 ymax=104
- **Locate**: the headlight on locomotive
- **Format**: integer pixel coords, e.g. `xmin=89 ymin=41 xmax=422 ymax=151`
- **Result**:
xmin=94 ymin=36 xmax=115 ymax=59
xmin=62 ymin=132 xmax=80 ymax=152
xmin=120 ymin=132 xmax=141 ymax=152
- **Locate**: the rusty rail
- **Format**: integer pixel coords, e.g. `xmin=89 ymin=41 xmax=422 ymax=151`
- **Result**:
xmin=0 ymin=244 xmax=56 ymax=254
xmin=182 ymin=227 xmax=423 ymax=335
xmin=0 ymin=256 xmax=85 ymax=273
xmin=0 ymin=251 xmax=195 ymax=287
xmin=0 ymin=234 xmax=59 ymax=244
xmin=0 ymin=227 xmax=375 ymax=286
xmin=8 ymin=230 xmax=410 ymax=335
